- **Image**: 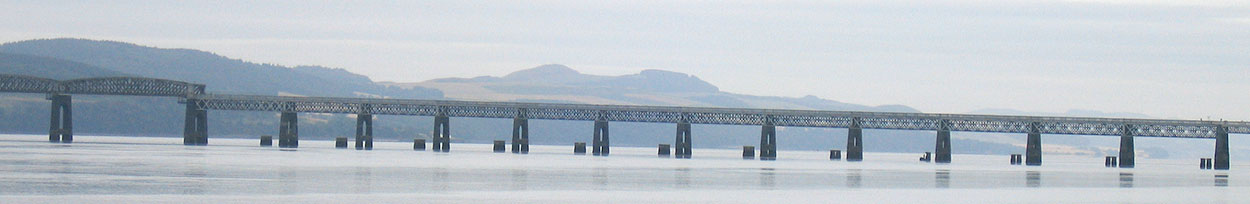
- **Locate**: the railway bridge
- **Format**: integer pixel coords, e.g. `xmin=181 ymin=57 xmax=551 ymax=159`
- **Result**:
xmin=2 ymin=74 xmax=1245 ymax=169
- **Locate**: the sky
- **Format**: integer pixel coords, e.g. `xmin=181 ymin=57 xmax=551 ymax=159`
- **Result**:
xmin=1 ymin=0 xmax=1248 ymax=121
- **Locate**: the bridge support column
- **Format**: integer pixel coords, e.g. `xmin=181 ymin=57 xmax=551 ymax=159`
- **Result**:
xmin=1119 ymin=124 xmax=1134 ymax=168
xmin=48 ymin=94 xmax=72 ymax=143
xmin=592 ymin=120 xmax=609 ymax=156
xmin=1026 ymin=122 xmax=1042 ymax=166
xmin=356 ymin=114 xmax=373 ymax=150
xmin=675 ymin=122 xmax=692 ymax=159
xmin=432 ymin=114 xmax=450 ymax=152
xmin=279 ymin=112 xmax=299 ymax=148
xmin=935 ymin=126 xmax=950 ymax=163
xmin=760 ymin=123 xmax=777 ymax=160
xmin=1215 ymin=126 xmax=1230 ymax=170
xmin=847 ymin=118 xmax=863 ymax=162
xmin=512 ymin=117 xmax=529 ymax=154
xmin=935 ymin=120 xmax=951 ymax=164
xmin=183 ymin=100 xmax=208 ymax=145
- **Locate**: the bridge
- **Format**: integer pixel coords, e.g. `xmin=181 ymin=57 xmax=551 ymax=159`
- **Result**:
xmin=2 ymin=74 xmax=1246 ymax=169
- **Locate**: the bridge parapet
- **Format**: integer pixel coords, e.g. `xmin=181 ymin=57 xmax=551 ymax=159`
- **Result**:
xmin=0 ymin=74 xmax=204 ymax=97
xmin=0 ymin=75 xmax=61 ymax=93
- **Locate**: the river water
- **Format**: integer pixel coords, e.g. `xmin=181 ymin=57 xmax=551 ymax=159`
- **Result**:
xmin=0 ymin=134 xmax=1242 ymax=203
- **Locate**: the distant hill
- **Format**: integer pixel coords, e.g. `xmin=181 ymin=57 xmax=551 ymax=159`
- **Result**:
xmin=0 ymin=38 xmax=442 ymax=140
xmin=381 ymin=64 xmax=1038 ymax=154
xmin=0 ymin=52 xmax=130 ymax=80
xmin=387 ymin=64 xmax=918 ymax=112
xmin=0 ymin=38 xmax=441 ymax=98
xmin=0 ymin=38 xmax=1060 ymax=156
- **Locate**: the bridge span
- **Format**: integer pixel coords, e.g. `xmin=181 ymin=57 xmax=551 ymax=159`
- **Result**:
xmin=2 ymin=74 xmax=1245 ymax=169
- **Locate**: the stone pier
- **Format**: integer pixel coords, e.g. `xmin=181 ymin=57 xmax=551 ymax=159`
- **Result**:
xmin=1119 ymin=124 xmax=1134 ymax=168
xmin=847 ymin=118 xmax=863 ymax=162
xmin=355 ymin=114 xmax=373 ymax=150
xmin=182 ymin=99 xmax=207 ymax=145
xmin=935 ymin=120 xmax=951 ymax=163
xmin=1026 ymin=122 xmax=1042 ymax=166
xmin=674 ymin=122 xmax=692 ymax=159
xmin=278 ymin=112 xmax=299 ymax=148
xmin=48 ymin=94 xmax=72 ymax=143
xmin=432 ymin=114 xmax=450 ymax=152
xmin=512 ymin=115 xmax=529 ymax=154
xmin=592 ymin=120 xmax=610 ymax=156
xmin=1215 ymin=126 xmax=1229 ymax=170
xmin=759 ymin=123 xmax=777 ymax=160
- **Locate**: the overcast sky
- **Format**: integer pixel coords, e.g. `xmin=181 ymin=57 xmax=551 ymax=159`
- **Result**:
xmin=2 ymin=0 xmax=1247 ymax=121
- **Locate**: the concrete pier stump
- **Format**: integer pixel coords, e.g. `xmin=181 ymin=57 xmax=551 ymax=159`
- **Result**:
xmin=574 ymin=142 xmax=587 ymax=155
xmin=743 ymin=146 xmax=755 ymax=159
xmin=413 ymin=139 xmax=426 ymax=151
xmin=658 ymin=144 xmax=671 ymax=157
xmin=494 ymin=140 xmax=506 ymax=153
xmin=260 ymin=135 xmax=273 ymax=146
xmin=335 ymin=137 xmax=348 ymax=149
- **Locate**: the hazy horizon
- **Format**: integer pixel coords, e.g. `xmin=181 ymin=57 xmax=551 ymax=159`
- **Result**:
xmin=2 ymin=0 xmax=1247 ymax=121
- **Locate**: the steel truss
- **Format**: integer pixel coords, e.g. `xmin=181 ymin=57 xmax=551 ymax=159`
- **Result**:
xmin=0 ymin=74 xmax=204 ymax=97
xmin=190 ymin=94 xmax=1250 ymax=138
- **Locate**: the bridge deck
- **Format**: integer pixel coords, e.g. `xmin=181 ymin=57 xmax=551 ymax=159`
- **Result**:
xmin=190 ymin=94 xmax=1250 ymax=138
xmin=5 ymin=74 xmax=1246 ymax=138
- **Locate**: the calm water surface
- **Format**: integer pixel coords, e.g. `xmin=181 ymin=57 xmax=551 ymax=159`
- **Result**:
xmin=0 ymin=135 xmax=1243 ymax=203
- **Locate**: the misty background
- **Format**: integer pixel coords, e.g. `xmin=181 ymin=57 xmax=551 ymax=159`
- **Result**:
xmin=1 ymin=1 xmax=1246 ymax=121
xmin=0 ymin=1 xmax=1247 ymax=160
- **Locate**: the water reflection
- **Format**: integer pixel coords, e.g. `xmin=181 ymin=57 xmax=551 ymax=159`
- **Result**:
xmin=279 ymin=166 xmax=297 ymax=194
xmin=847 ymin=169 xmax=862 ymax=188
xmin=182 ymin=164 xmax=207 ymax=194
xmin=510 ymin=169 xmax=528 ymax=190
xmin=1026 ymin=171 xmax=1040 ymax=188
xmin=593 ymin=167 xmax=608 ymax=188
xmin=353 ymin=167 xmax=372 ymax=193
xmin=434 ymin=167 xmax=449 ymax=190
xmin=1215 ymin=174 xmax=1229 ymax=187
xmin=1119 ymin=172 xmax=1133 ymax=188
xmin=675 ymin=168 xmax=690 ymax=188
xmin=759 ymin=168 xmax=776 ymax=188
xmin=935 ymin=170 xmax=950 ymax=188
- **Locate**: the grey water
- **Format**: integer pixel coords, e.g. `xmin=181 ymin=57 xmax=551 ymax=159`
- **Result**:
xmin=0 ymin=134 xmax=1243 ymax=203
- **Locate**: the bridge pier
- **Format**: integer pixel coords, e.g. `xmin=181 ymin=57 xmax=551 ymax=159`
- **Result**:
xmin=847 ymin=118 xmax=863 ymax=162
xmin=183 ymin=100 xmax=208 ymax=145
xmin=47 ymin=94 xmax=72 ymax=143
xmin=1026 ymin=122 xmax=1042 ymax=166
xmin=760 ymin=123 xmax=777 ymax=160
xmin=355 ymin=114 xmax=373 ymax=150
xmin=1119 ymin=124 xmax=1134 ymax=168
xmin=592 ymin=120 xmax=610 ymax=156
xmin=278 ymin=112 xmax=299 ymax=148
xmin=432 ymin=114 xmax=450 ymax=152
xmin=675 ymin=122 xmax=692 ymax=159
xmin=1215 ymin=126 xmax=1229 ymax=170
xmin=935 ymin=120 xmax=951 ymax=163
xmin=512 ymin=116 xmax=529 ymax=154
